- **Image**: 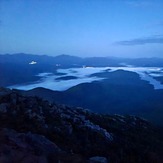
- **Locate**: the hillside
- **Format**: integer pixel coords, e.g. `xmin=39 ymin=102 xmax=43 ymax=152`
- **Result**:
xmin=0 ymin=87 xmax=163 ymax=162
xmin=21 ymin=70 xmax=163 ymax=126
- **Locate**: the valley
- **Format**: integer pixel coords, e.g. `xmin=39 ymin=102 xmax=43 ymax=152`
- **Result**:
xmin=1 ymin=54 xmax=163 ymax=126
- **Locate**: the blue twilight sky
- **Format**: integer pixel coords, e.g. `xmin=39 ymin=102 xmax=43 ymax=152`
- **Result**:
xmin=0 ymin=0 xmax=163 ymax=58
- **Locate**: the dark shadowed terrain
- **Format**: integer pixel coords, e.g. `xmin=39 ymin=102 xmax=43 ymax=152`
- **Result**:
xmin=0 ymin=88 xmax=163 ymax=163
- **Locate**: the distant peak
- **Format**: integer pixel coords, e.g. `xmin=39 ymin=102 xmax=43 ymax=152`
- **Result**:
xmin=55 ymin=54 xmax=73 ymax=57
xmin=55 ymin=54 xmax=80 ymax=58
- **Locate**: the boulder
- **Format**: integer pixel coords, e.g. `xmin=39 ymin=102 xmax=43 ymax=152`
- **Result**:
xmin=89 ymin=156 xmax=108 ymax=163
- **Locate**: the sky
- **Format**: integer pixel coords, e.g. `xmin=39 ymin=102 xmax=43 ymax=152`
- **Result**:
xmin=0 ymin=0 xmax=163 ymax=58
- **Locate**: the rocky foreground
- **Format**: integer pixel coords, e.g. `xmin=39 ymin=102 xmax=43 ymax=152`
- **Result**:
xmin=0 ymin=88 xmax=163 ymax=163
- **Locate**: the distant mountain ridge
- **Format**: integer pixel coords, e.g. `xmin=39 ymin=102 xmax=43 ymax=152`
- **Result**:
xmin=1 ymin=53 xmax=163 ymax=67
xmin=1 ymin=53 xmax=163 ymax=87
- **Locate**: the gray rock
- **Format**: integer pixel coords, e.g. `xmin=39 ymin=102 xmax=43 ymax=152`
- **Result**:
xmin=0 ymin=87 xmax=11 ymax=96
xmin=0 ymin=103 xmax=8 ymax=113
xmin=0 ymin=128 xmax=61 ymax=163
xmin=10 ymin=93 xmax=17 ymax=105
xmin=89 ymin=156 xmax=108 ymax=163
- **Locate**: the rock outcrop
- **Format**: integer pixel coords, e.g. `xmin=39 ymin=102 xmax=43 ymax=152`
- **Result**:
xmin=0 ymin=87 xmax=163 ymax=163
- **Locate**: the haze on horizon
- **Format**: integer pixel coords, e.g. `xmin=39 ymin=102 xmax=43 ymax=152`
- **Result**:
xmin=0 ymin=0 xmax=163 ymax=58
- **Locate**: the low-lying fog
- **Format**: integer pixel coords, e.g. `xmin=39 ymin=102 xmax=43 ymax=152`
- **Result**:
xmin=9 ymin=67 xmax=163 ymax=91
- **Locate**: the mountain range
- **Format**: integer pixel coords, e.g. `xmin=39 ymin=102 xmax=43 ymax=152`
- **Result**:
xmin=1 ymin=53 xmax=163 ymax=87
xmin=1 ymin=53 xmax=163 ymax=126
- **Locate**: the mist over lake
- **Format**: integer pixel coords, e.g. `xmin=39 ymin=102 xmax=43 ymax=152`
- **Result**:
xmin=9 ymin=66 xmax=163 ymax=91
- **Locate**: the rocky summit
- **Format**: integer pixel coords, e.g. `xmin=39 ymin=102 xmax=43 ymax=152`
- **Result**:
xmin=0 ymin=88 xmax=163 ymax=163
